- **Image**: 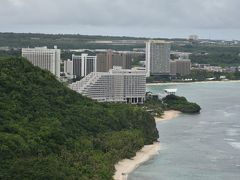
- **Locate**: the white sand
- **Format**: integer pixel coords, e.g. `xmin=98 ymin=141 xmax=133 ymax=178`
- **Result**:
xmin=155 ymin=110 xmax=181 ymax=123
xmin=113 ymin=111 xmax=180 ymax=180
xmin=114 ymin=80 xmax=237 ymax=179
xmin=113 ymin=142 xmax=160 ymax=180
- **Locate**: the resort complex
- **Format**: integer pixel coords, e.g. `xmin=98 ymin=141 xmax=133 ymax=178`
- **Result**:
xmin=2 ymin=1 xmax=240 ymax=179
xmin=69 ymin=66 xmax=146 ymax=104
xmin=20 ymin=42 xmax=193 ymax=104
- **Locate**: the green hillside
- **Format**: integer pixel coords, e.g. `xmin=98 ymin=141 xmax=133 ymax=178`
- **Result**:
xmin=0 ymin=32 xmax=146 ymax=50
xmin=163 ymin=95 xmax=201 ymax=114
xmin=1 ymin=32 xmax=240 ymax=67
xmin=0 ymin=57 xmax=158 ymax=179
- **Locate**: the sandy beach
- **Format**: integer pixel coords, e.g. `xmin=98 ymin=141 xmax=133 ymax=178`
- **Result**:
xmin=113 ymin=142 xmax=160 ymax=180
xmin=155 ymin=110 xmax=181 ymax=123
xmin=113 ymin=110 xmax=180 ymax=180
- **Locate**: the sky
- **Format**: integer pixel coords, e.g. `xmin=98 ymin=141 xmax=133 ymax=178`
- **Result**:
xmin=1 ymin=0 xmax=240 ymax=40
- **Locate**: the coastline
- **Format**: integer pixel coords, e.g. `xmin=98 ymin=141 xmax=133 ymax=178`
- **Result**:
xmin=113 ymin=110 xmax=180 ymax=180
xmin=113 ymin=142 xmax=160 ymax=180
xmin=146 ymin=80 xmax=240 ymax=86
xmin=155 ymin=110 xmax=181 ymax=122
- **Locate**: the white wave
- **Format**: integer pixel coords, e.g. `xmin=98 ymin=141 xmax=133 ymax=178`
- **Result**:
xmin=224 ymin=138 xmax=236 ymax=142
xmin=223 ymin=111 xmax=235 ymax=117
xmin=212 ymin=122 xmax=224 ymax=125
xmin=232 ymin=125 xmax=240 ymax=128
xmin=226 ymin=129 xmax=239 ymax=136
xmin=229 ymin=142 xmax=240 ymax=150
xmin=198 ymin=121 xmax=209 ymax=125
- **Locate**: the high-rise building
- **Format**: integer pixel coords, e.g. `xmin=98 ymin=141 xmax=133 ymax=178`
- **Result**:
xmin=22 ymin=46 xmax=60 ymax=77
xmin=96 ymin=50 xmax=113 ymax=72
xmin=69 ymin=66 xmax=146 ymax=104
xmin=170 ymin=60 xmax=191 ymax=76
xmin=96 ymin=50 xmax=132 ymax=72
xmin=146 ymin=40 xmax=171 ymax=77
xmin=64 ymin=59 xmax=73 ymax=77
xmin=170 ymin=61 xmax=177 ymax=76
xmin=72 ymin=54 xmax=97 ymax=78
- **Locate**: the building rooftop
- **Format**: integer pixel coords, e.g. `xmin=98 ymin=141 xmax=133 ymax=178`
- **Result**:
xmin=147 ymin=40 xmax=172 ymax=44
xmin=164 ymin=89 xmax=177 ymax=94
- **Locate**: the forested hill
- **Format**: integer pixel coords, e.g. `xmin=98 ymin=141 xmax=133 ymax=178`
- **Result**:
xmin=0 ymin=57 xmax=159 ymax=179
xmin=0 ymin=32 xmax=147 ymax=50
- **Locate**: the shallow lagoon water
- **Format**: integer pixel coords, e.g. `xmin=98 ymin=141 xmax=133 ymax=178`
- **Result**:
xmin=129 ymin=82 xmax=240 ymax=180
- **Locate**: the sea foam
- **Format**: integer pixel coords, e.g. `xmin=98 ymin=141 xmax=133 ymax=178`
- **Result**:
xmin=229 ymin=142 xmax=240 ymax=150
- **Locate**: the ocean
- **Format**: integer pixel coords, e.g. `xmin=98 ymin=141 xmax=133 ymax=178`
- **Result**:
xmin=129 ymin=82 xmax=240 ymax=180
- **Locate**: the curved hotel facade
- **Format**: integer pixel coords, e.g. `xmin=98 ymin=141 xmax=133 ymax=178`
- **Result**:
xmin=69 ymin=67 xmax=146 ymax=104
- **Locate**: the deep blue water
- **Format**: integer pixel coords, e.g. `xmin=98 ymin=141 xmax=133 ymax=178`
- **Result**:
xmin=129 ymin=82 xmax=240 ymax=180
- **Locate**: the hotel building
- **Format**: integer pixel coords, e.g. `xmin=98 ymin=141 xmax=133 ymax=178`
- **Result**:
xmin=64 ymin=59 xmax=74 ymax=77
xmin=170 ymin=60 xmax=191 ymax=76
xmin=72 ymin=54 xmax=97 ymax=78
xmin=96 ymin=50 xmax=132 ymax=72
xmin=69 ymin=67 xmax=146 ymax=104
xmin=22 ymin=46 xmax=60 ymax=77
xmin=146 ymin=40 xmax=171 ymax=77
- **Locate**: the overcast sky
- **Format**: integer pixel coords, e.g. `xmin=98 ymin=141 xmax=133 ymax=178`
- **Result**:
xmin=1 ymin=0 xmax=240 ymax=40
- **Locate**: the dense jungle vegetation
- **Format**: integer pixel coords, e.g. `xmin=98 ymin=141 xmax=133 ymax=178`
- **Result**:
xmin=144 ymin=95 xmax=201 ymax=115
xmin=163 ymin=95 xmax=201 ymax=114
xmin=0 ymin=57 xmax=158 ymax=179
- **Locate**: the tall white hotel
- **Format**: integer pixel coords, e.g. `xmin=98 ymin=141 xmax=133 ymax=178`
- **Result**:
xmin=146 ymin=40 xmax=171 ymax=77
xmin=22 ymin=46 xmax=60 ymax=78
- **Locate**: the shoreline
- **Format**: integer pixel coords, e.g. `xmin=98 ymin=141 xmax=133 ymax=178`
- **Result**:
xmin=113 ymin=110 xmax=180 ymax=180
xmin=155 ymin=110 xmax=181 ymax=122
xmin=146 ymin=80 xmax=240 ymax=86
xmin=113 ymin=142 xmax=160 ymax=180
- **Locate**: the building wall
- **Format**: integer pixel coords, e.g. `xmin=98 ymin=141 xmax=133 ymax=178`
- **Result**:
xmin=146 ymin=40 xmax=171 ymax=77
xmin=73 ymin=57 xmax=82 ymax=77
xmin=70 ymin=67 xmax=146 ymax=104
xmin=96 ymin=50 xmax=113 ymax=72
xmin=170 ymin=60 xmax=177 ymax=75
xmin=170 ymin=60 xmax=191 ymax=76
xmin=72 ymin=54 xmax=97 ymax=78
xmin=64 ymin=59 xmax=73 ymax=75
xmin=22 ymin=46 xmax=60 ymax=77
xmin=96 ymin=50 xmax=132 ymax=72
xmin=176 ymin=60 xmax=191 ymax=76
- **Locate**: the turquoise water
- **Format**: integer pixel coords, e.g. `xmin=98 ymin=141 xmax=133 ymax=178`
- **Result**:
xmin=129 ymin=82 xmax=240 ymax=180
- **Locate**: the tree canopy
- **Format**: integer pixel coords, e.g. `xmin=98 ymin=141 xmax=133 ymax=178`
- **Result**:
xmin=163 ymin=95 xmax=201 ymax=114
xmin=0 ymin=57 xmax=158 ymax=179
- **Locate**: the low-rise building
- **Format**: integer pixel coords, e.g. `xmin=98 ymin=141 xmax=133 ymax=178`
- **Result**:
xmin=191 ymin=63 xmax=223 ymax=72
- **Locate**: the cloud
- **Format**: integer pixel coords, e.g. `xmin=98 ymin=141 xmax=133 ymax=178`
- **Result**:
xmin=0 ymin=0 xmax=240 ymax=39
